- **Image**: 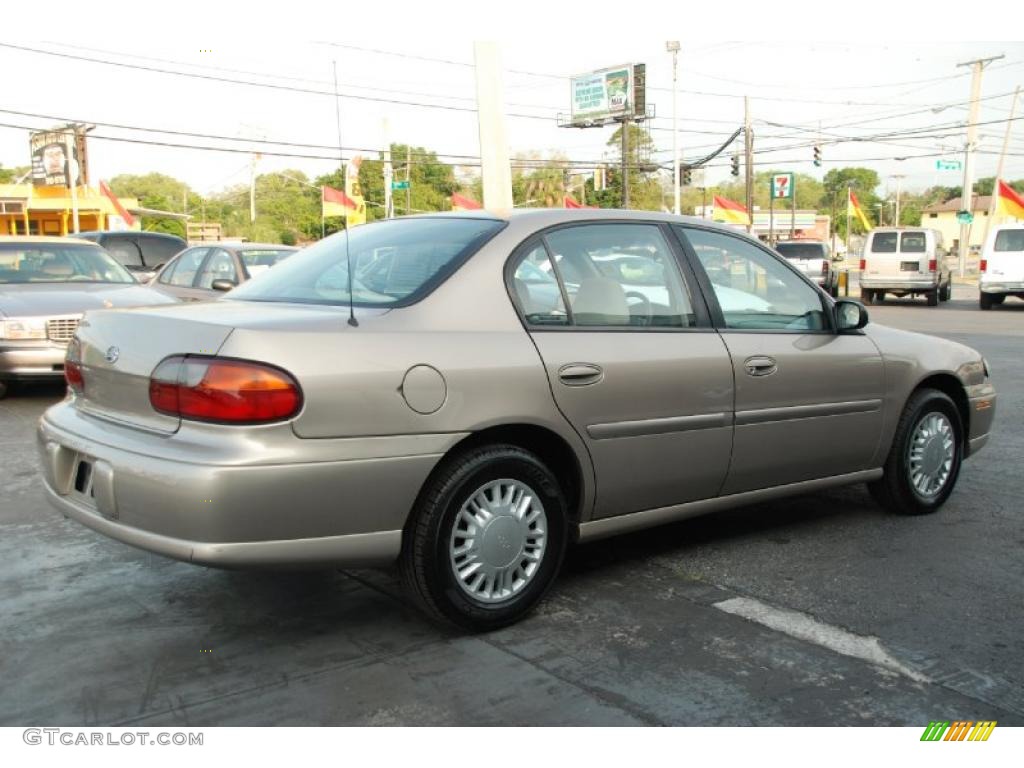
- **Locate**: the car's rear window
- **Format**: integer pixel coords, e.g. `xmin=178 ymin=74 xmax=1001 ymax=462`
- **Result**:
xmin=774 ymin=243 xmax=826 ymax=259
xmin=228 ymin=218 xmax=505 ymax=306
xmin=870 ymin=232 xmax=898 ymax=253
xmin=900 ymin=232 xmax=927 ymax=252
xmin=993 ymin=229 xmax=1024 ymax=252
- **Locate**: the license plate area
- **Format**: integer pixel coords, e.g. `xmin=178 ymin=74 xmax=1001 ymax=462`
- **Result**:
xmin=72 ymin=457 xmax=97 ymax=508
xmin=900 ymin=260 xmax=921 ymax=272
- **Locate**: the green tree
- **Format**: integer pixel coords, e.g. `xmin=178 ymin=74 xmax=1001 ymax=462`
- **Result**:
xmin=109 ymin=173 xmax=203 ymax=238
xmin=602 ymin=123 xmax=663 ymax=210
xmin=821 ymin=167 xmax=881 ymax=238
xmin=209 ymin=170 xmax=320 ymax=243
xmin=0 ymin=164 xmax=30 ymax=183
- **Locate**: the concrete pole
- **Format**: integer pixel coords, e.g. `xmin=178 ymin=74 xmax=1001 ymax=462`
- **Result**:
xmin=473 ymin=42 xmax=513 ymax=210
xmin=957 ymin=55 xmax=1003 ymax=276
xmin=744 ymin=96 xmax=753 ymax=234
xmin=669 ymin=43 xmax=680 ymax=215
xmin=65 ymin=128 xmax=80 ymax=234
xmin=621 ymin=119 xmax=630 ymax=209
xmin=892 ymin=174 xmax=905 ymax=227
xmin=382 ymin=118 xmax=393 ymax=219
xmin=982 ymin=85 xmax=1020 ymax=246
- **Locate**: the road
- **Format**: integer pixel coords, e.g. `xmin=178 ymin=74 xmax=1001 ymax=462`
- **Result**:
xmin=2 ymin=284 xmax=1021 ymax=726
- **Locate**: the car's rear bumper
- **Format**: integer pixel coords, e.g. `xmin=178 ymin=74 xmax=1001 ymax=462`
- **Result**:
xmin=859 ymin=278 xmax=940 ymax=290
xmin=38 ymin=401 xmax=464 ymax=568
xmin=0 ymin=343 xmax=67 ymax=379
xmin=980 ymin=280 xmax=1024 ymax=294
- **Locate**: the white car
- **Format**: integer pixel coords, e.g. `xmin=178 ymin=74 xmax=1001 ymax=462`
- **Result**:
xmin=979 ymin=224 xmax=1024 ymax=310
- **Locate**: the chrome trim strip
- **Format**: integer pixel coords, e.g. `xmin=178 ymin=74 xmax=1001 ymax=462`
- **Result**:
xmin=735 ymin=399 xmax=882 ymax=426
xmin=44 ymin=486 xmax=402 ymax=568
xmin=577 ymin=469 xmax=883 ymax=542
xmin=587 ymin=412 xmax=730 ymax=440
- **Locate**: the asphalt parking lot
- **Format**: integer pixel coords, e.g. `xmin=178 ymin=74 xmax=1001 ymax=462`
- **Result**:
xmin=2 ymin=283 xmax=1022 ymax=726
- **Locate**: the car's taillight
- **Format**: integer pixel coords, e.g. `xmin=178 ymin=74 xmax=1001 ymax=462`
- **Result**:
xmin=65 ymin=339 xmax=84 ymax=393
xmin=859 ymin=259 xmax=866 ymax=271
xmin=149 ymin=355 xmax=302 ymax=424
xmin=928 ymin=259 xmax=937 ymax=272
xmin=980 ymin=258 xmax=988 ymax=273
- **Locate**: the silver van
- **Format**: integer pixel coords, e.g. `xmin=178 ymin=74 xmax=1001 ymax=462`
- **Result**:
xmin=859 ymin=228 xmax=952 ymax=306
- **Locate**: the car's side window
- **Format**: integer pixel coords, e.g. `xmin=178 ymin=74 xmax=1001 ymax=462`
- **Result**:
xmin=538 ymin=224 xmax=697 ymax=328
xmin=196 ymin=249 xmax=238 ymax=289
xmin=679 ymin=227 xmax=827 ymax=332
xmin=162 ymin=248 xmax=208 ymax=287
xmin=511 ymin=244 xmax=569 ymax=325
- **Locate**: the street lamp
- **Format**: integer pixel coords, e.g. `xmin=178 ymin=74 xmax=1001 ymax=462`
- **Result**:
xmin=666 ymin=41 xmax=680 ymax=216
xmin=874 ymin=203 xmax=885 ymax=227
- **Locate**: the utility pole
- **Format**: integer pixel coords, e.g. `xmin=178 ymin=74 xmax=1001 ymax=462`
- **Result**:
xmin=621 ymin=118 xmax=630 ymax=209
xmin=64 ymin=125 xmax=80 ymax=234
xmin=891 ymin=174 xmax=906 ymax=227
xmin=473 ymin=42 xmax=514 ymax=210
xmin=957 ymin=54 xmax=1004 ymax=276
xmin=982 ymin=85 xmax=1020 ymax=246
xmin=382 ymin=118 xmax=393 ymax=219
xmin=744 ymin=96 xmax=753 ymax=234
xmin=249 ymin=153 xmax=258 ymax=224
xmin=845 ymin=183 xmax=853 ymax=258
xmin=667 ymin=41 xmax=680 ymax=215
xmin=406 ymin=145 xmax=412 ymax=214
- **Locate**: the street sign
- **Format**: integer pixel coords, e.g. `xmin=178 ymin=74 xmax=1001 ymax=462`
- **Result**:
xmin=936 ymin=159 xmax=962 ymax=171
xmin=956 ymin=210 xmax=974 ymax=224
xmin=771 ymin=173 xmax=794 ymax=199
xmin=391 ymin=180 xmax=410 ymax=190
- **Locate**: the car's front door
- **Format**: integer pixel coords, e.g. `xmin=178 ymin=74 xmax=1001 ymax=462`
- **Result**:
xmin=153 ymin=247 xmax=210 ymax=301
xmin=675 ymin=225 xmax=885 ymax=495
xmin=509 ymin=222 xmax=735 ymax=520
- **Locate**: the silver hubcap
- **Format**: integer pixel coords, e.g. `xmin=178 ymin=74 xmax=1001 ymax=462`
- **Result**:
xmin=908 ymin=411 xmax=955 ymax=499
xmin=449 ymin=478 xmax=548 ymax=604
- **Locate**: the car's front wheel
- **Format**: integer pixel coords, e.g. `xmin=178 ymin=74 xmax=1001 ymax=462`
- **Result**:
xmin=400 ymin=444 xmax=568 ymax=631
xmin=868 ymin=388 xmax=963 ymax=515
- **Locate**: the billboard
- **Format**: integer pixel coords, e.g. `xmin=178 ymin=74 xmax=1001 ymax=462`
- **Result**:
xmin=30 ymin=130 xmax=88 ymax=188
xmin=569 ymin=64 xmax=645 ymax=126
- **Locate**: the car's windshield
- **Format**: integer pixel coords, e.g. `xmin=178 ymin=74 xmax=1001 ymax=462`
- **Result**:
xmin=0 ymin=244 xmax=135 ymax=284
xmin=238 ymin=248 xmax=296 ymax=278
xmin=228 ymin=218 xmax=505 ymax=306
xmin=993 ymin=229 xmax=1024 ymax=252
xmin=775 ymin=243 xmax=826 ymax=260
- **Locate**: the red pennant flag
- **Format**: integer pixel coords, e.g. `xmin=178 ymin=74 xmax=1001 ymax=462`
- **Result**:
xmin=451 ymin=193 xmax=482 ymax=211
xmin=996 ymin=179 xmax=1024 ymax=219
xmin=564 ymin=196 xmax=597 ymax=209
xmin=711 ymin=195 xmax=750 ymax=226
xmin=99 ymin=180 xmax=134 ymax=227
xmin=322 ymin=185 xmax=358 ymax=217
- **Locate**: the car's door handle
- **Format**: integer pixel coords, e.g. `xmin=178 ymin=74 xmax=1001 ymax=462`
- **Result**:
xmin=558 ymin=363 xmax=604 ymax=386
xmin=744 ymin=356 xmax=777 ymax=377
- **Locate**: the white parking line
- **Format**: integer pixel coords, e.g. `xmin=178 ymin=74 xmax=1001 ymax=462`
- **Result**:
xmin=713 ymin=596 xmax=929 ymax=683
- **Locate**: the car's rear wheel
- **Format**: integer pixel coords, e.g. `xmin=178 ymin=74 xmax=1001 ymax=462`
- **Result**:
xmin=926 ymin=289 xmax=939 ymax=307
xmin=979 ymin=292 xmax=994 ymax=310
xmin=868 ymin=388 xmax=962 ymax=516
xmin=993 ymin=294 xmax=1006 ymax=305
xmin=400 ymin=444 xmax=568 ymax=631
xmin=860 ymin=289 xmax=873 ymax=304
xmin=940 ymin=281 xmax=952 ymax=302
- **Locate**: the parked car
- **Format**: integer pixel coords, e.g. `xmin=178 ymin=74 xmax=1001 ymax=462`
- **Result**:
xmin=0 ymin=236 xmax=178 ymax=399
xmin=774 ymin=240 xmax=839 ymax=297
xmin=75 ymin=231 xmax=186 ymax=284
xmin=150 ymin=243 xmax=298 ymax=301
xmin=859 ymin=227 xmax=953 ymax=306
xmin=979 ymin=224 xmax=1024 ymax=310
xmin=37 ymin=212 xmax=995 ymax=630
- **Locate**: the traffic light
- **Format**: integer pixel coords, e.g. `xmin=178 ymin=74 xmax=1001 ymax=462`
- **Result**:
xmin=813 ymin=145 xmax=822 ymax=167
xmin=730 ymin=155 xmax=740 ymax=177
xmin=679 ymin=166 xmax=692 ymax=186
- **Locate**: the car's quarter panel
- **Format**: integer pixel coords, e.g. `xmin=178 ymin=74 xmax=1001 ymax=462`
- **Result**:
xmin=717 ymin=332 xmax=886 ymax=494
xmin=526 ymin=330 xmax=734 ymax=518
xmin=862 ymin=324 xmax=996 ymax=463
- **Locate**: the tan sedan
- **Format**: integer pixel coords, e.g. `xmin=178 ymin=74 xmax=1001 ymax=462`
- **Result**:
xmin=38 ymin=211 xmax=996 ymax=630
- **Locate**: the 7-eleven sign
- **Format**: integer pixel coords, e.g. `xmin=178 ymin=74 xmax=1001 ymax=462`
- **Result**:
xmin=771 ymin=172 xmax=794 ymax=199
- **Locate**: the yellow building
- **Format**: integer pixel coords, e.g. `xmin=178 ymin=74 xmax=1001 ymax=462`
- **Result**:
xmin=919 ymin=195 xmax=1011 ymax=251
xmin=0 ymin=183 xmax=144 ymax=236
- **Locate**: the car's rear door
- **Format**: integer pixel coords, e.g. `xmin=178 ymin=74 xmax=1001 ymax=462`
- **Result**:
xmin=674 ymin=225 xmax=885 ymax=495
xmin=509 ymin=222 xmax=734 ymax=520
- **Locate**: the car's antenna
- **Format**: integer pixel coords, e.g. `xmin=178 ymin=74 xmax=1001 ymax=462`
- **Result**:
xmin=333 ymin=59 xmax=358 ymax=328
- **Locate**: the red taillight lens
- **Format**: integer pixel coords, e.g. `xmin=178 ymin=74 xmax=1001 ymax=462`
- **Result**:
xmin=64 ymin=339 xmax=84 ymax=393
xmin=859 ymin=259 xmax=866 ymax=271
xmin=928 ymin=259 xmax=937 ymax=272
xmin=149 ymin=355 xmax=302 ymax=424
xmin=980 ymin=259 xmax=988 ymax=273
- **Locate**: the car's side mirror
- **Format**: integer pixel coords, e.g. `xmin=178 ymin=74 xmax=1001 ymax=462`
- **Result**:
xmin=211 ymin=279 xmax=236 ymax=292
xmin=835 ymin=299 xmax=868 ymax=331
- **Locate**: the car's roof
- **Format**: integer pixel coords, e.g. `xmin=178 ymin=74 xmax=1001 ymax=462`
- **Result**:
xmin=0 ymin=235 xmax=100 ymax=246
xmin=775 ymin=239 xmax=825 ymax=244
xmin=77 ymin=230 xmax=186 ymax=241
xmin=230 ymin=243 xmax=298 ymax=250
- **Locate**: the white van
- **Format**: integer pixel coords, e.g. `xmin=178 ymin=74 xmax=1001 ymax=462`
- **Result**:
xmin=979 ymin=224 xmax=1024 ymax=310
xmin=859 ymin=228 xmax=953 ymax=307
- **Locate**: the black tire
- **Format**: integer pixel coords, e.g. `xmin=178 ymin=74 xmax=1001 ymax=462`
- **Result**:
xmin=926 ymin=289 xmax=939 ymax=307
xmin=979 ymin=292 xmax=994 ymax=310
xmin=993 ymin=294 xmax=1006 ymax=305
xmin=399 ymin=444 xmax=568 ymax=631
xmin=860 ymin=289 xmax=874 ymax=304
xmin=940 ymin=281 xmax=951 ymax=302
xmin=874 ymin=291 xmax=885 ymax=304
xmin=0 ymin=381 xmax=7 ymax=400
xmin=868 ymin=388 xmax=963 ymax=516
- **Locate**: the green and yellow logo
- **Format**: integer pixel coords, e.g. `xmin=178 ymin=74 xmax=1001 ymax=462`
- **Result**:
xmin=921 ymin=721 xmax=997 ymax=742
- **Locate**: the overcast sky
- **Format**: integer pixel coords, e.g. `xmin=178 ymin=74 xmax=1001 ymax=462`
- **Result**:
xmin=1 ymin=29 xmax=1021 ymax=202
